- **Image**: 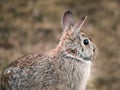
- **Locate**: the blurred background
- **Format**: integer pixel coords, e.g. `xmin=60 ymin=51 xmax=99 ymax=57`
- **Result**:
xmin=0 ymin=0 xmax=120 ymax=90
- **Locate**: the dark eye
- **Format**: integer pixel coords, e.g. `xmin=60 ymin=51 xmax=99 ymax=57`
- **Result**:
xmin=83 ymin=39 xmax=89 ymax=45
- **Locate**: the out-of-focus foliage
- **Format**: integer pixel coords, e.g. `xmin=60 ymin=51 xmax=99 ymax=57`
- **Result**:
xmin=0 ymin=0 xmax=120 ymax=90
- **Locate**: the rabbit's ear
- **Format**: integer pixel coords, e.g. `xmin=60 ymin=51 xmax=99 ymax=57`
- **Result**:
xmin=61 ymin=10 xmax=74 ymax=30
xmin=73 ymin=16 xmax=87 ymax=33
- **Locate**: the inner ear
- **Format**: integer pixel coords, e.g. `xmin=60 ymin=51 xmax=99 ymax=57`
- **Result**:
xmin=73 ymin=16 xmax=87 ymax=33
xmin=61 ymin=10 xmax=74 ymax=30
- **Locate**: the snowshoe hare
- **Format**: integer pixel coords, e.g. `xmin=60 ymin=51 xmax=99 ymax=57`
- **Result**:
xmin=1 ymin=10 xmax=97 ymax=90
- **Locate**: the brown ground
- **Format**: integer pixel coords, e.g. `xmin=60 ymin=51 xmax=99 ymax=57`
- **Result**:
xmin=0 ymin=0 xmax=120 ymax=90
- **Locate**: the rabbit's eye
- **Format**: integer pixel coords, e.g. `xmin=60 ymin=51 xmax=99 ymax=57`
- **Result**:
xmin=83 ymin=39 xmax=89 ymax=45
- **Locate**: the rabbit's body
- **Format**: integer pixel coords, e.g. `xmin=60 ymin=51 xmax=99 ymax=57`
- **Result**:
xmin=1 ymin=10 xmax=97 ymax=90
xmin=1 ymin=49 xmax=91 ymax=90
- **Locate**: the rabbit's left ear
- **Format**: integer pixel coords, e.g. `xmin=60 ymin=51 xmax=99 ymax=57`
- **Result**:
xmin=73 ymin=16 xmax=87 ymax=33
xmin=61 ymin=10 xmax=74 ymax=31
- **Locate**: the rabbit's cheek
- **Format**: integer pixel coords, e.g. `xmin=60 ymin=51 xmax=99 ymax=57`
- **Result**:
xmin=81 ymin=47 xmax=93 ymax=59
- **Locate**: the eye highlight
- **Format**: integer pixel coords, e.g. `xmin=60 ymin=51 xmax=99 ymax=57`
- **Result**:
xmin=83 ymin=39 xmax=89 ymax=45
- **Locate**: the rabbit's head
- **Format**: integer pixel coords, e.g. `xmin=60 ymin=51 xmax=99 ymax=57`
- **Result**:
xmin=57 ymin=10 xmax=97 ymax=62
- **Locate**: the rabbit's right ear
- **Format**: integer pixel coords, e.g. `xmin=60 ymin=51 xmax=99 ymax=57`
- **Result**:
xmin=73 ymin=16 xmax=87 ymax=33
xmin=61 ymin=10 xmax=74 ymax=31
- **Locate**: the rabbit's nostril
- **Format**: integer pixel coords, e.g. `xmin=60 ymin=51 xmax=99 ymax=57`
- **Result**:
xmin=93 ymin=48 xmax=95 ymax=52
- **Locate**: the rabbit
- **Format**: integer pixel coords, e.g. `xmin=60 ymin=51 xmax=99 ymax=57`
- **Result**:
xmin=0 ymin=10 xmax=97 ymax=90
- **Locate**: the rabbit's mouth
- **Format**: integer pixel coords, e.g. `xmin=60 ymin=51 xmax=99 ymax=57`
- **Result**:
xmin=82 ymin=56 xmax=92 ymax=61
xmin=63 ymin=50 xmax=92 ymax=63
xmin=78 ymin=51 xmax=93 ymax=62
xmin=78 ymin=53 xmax=92 ymax=62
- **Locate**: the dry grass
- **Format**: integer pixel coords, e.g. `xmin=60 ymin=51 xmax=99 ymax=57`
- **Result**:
xmin=0 ymin=0 xmax=120 ymax=90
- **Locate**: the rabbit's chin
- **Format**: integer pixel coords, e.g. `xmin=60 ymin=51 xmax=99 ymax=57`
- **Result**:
xmin=63 ymin=52 xmax=92 ymax=63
